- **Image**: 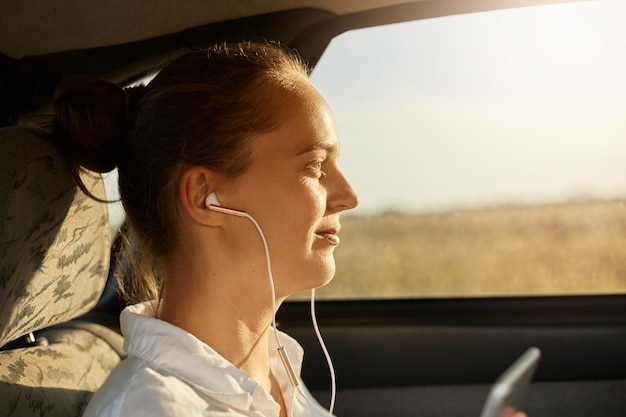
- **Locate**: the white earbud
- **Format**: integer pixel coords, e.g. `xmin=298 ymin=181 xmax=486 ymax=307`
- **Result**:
xmin=205 ymin=192 xmax=246 ymax=217
xmin=205 ymin=192 xmax=221 ymax=208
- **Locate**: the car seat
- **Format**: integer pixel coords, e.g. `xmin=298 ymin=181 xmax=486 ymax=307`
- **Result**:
xmin=0 ymin=126 xmax=124 ymax=417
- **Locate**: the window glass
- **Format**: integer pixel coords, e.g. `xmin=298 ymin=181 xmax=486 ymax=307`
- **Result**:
xmin=304 ymin=0 xmax=626 ymax=300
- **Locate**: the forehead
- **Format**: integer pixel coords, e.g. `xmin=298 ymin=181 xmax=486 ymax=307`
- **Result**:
xmin=251 ymin=80 xmax=339 ymax=158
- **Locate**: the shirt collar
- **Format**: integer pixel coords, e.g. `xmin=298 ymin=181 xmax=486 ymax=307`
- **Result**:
xmin=120 ymin=301 xmax=305 ymax=413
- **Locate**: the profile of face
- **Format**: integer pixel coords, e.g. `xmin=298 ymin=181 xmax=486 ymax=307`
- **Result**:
xmin=214 ymin=78 xmax=359 ymax=298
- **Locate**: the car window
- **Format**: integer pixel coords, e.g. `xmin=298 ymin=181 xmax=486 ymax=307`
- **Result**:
xmin=303 ymin=0 xmax=626 ymax=300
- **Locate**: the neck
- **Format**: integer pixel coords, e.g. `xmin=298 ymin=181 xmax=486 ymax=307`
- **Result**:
xmin=160 ymin=218 xmax=287 ymax=390
xmin=158 ymin=265 xmax=283 ymax=389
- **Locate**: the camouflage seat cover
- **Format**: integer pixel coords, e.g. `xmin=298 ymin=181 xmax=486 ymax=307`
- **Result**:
xmin=0 ymin=127 xmax=123 ymax=417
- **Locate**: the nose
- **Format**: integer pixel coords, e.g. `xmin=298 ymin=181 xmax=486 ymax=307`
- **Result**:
xmin=327 ymin=168 xmax=359 ymax=214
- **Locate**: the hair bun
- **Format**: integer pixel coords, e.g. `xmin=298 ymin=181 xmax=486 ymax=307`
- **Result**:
xmin=52 ymin=76 xmax=128 ymax=173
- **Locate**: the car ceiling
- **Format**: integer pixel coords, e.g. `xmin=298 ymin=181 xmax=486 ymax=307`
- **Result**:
xmin=0 ymin=0 xmax=577 ymax=125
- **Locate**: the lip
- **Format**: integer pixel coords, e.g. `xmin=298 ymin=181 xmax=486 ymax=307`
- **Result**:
xmin=315 ymin=226 xmax=341 ymax=245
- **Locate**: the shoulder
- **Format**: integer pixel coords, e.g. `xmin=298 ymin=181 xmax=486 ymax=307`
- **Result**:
xmin=83 ymin=356 xmax=208 ymax=417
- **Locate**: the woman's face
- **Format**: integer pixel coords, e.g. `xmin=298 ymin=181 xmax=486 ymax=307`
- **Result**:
xmin=218 ymin=78 xmax=358 ymax=298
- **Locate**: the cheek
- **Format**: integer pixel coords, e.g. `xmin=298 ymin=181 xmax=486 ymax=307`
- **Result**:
xmin=301 ymin=188 xmax=327 ymax=232
xmin=302 ymin=180 xmax=327 ymax=214
xmin=270 ymin=187 xmax=325 ymax=246
xmin=253 ymin=176 xmax=327 ymax=236
xmin=282 ymin=179 xmax=326 ymax=215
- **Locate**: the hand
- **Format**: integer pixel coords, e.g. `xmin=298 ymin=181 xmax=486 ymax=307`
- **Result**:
xmin=501 ymin=407 xmax=528 ymax=417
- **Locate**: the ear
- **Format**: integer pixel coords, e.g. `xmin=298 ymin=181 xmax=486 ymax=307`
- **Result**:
xmin=179 ymin=166 xmax=222 ymax=226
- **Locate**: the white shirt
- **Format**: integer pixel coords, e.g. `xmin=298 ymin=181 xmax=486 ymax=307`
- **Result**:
xmin=83 ymin=302 xmax=331 ymax=417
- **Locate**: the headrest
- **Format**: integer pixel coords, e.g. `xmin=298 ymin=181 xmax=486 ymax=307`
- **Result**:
xmin=0 ymin=127 xmax=111 ymax=348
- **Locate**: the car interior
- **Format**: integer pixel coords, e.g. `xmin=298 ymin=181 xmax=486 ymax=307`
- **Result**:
xmin=1 ymin=0 xmax=626 ymax=416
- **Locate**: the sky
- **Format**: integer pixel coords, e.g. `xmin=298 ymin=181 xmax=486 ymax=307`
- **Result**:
xmin=310 ymin=0 xmax=626 ymax=215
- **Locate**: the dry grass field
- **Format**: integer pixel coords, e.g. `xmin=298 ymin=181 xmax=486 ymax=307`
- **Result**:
xmin=305 ymin=199 xmax=626 ymax=300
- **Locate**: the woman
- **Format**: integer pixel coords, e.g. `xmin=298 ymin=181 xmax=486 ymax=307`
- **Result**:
xmin=45 ymin=42 xmax=358 ymax=416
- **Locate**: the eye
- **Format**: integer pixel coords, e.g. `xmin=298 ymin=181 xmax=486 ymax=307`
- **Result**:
xmin=307 ymin=160 xmax=327 ymax=179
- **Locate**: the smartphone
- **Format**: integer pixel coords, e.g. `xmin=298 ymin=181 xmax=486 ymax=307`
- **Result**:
xmin=479 ymin=347 xmax=541 ymax=417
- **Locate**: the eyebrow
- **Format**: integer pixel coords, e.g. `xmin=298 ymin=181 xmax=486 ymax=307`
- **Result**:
xmin=296 ymin=141 xmax=337 ymax=156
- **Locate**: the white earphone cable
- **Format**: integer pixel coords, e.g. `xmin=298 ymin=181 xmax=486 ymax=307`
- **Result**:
xmin=310 ymin=287 xmax=337 ymax=415
xmin=211 ymin=203 xmax=335 ymax=415
xmin=245 ymin=213 xmax=336 ymax=415
xmin=242 ymin=213 xmax=282 ymax=348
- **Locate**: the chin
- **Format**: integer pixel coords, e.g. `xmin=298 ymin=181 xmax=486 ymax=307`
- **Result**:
xmin=312 ymin=263 xmax=336 ymax=289
xmin=282 ymin=264 xmax=336 ymax=297
xmin=320 ymin=268 xmax=336 ymax=287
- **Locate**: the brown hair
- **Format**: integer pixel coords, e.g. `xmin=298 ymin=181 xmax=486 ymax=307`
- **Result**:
xmin=35 ymin=42 xmax=309 ymax=304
